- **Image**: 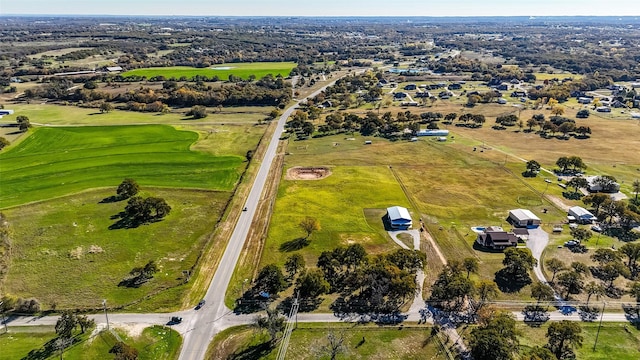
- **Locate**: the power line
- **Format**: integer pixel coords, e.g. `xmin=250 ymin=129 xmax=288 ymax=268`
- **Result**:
xmin=276 ymin=294 xmax=299 ymax=360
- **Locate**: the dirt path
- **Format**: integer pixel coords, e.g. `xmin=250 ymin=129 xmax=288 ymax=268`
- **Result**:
xmin=546 ymin=194 xmax=571 ymax=211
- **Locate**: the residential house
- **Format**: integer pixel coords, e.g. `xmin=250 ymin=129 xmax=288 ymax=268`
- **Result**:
xmin=476 ymin=226 xmax=518 ymax=250
xmin=586 ymin=176 xmax=621 ymax=193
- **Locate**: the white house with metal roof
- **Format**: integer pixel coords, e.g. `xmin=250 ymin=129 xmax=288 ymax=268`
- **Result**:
xmin=387 ymin=206 xmax=412 ymax=230
xmin=508 ymin=209 xmax=541 ymax=228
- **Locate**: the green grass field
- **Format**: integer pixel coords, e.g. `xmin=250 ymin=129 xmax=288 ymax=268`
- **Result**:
xmin=250 ymin=132 xmax=578 ymax=302
xmin=0 ymin=326 xmax=181 ymax=360
xmin=2 ymin=187 xmax=229 ymax=310
xmin=0 ymin=125 xmax=244 ymax=208
xmin=0 ymin=104 xmax=269 ymax=126
xmin=517 ymin=322 xmax=640 ymax=360
xmin=261 ymin=165 xmax=413 ymax=269
xmin=208 ymin=323 xmax=446 ymax=360
xmin=122 ymin=62 xmax=297 ymax=80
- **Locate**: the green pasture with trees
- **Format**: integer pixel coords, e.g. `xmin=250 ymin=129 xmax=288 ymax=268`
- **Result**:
xmin=0 ymin=325 xmax=181 ymax=360
xmin=1 ymin=187 xmax=229 ymax=310
xmin=517 ymin=322 xmax=640 ymax=360
xmin=261 ymin=165 xmax=413 ymax=268
xmin=122 ymin=62 xmax=297 ymax=81
xmin=208 ymin=323 xmax=445 ymax=360
xmin=0 ymin=125 xmax=244 ymax=208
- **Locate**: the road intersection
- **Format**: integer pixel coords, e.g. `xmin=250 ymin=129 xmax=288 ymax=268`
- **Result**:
xmin=3 ymin=70 xmax=639 ymax=359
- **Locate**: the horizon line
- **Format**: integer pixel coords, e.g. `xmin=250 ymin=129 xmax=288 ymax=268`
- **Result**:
xmin=2 ymin=14 xmax=640 ymax=18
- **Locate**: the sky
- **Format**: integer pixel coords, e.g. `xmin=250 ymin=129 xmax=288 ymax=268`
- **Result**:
xmin=1 ymin=0 xmax=639 ymax=17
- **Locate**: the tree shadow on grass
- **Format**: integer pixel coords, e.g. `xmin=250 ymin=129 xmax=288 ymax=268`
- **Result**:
xmin=233 ymin=289 xmax=271 ymax=314
xmin=278 ymin=296 xmax=323 ymax=313
xmin=99 ymin=195 xmax=124 ymax=204
xmin=109 ymin=213 xmax=142 ymax=230
xmin=494 ymin=268 xmax=531 ymax=293
xmin=279 ymin=237 xmax=310 ymax=252
xmin=228 ymin=341 xmax=274 ymax=360
xmin=108 ymin=212 xmax=163 ymax=230
xmin=22 ymin=336 xmax=80 ymax=360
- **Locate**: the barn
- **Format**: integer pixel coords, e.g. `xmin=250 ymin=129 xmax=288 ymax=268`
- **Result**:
xmin=508 ymin=209 xmax=541 ymax=228
xmin=568 ymin=206 xmax=597 ymax=224
xmin=386 ymin=206 xmax=412 ymax=230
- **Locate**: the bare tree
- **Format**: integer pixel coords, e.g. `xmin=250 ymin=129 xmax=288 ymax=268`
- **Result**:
xmin=319 ymin=331 xmax=347 ymax=360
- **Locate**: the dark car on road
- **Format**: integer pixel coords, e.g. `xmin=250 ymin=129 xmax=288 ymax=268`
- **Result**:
xmin=196 ymin=299 xmax=206 ymax=310
xmin=168 ymin=316 xmax=182 ymax=325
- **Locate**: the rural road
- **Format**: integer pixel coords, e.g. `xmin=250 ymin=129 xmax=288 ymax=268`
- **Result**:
xmin=3 ymin=69 xmax=638 ymax=357
xmin=177 ymin=77 xmax=350 ymax=360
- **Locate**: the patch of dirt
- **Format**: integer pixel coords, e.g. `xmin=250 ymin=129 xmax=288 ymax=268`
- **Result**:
xmin=546 ymin=195 xmax=570 ymax=211
xmin=116 ymin=322 xmax=147 ymax=337
xmin=286 ymin=166 xmax=332 ymax=180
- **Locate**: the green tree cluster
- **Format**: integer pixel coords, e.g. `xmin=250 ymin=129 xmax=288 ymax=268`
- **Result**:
xmin=469 ymin=311 xmax=520 ymax=360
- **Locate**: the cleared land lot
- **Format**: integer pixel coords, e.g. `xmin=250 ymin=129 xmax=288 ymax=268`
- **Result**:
xmin=0 ymin=125 xmax=244 ymax=208
xmin=253 ymin=105 xmax=640 ymax=304
xmin=0 ymin=325 xmax=181 ymax=360
xmin=252 ymin=134 xmax=558 ymax=304
xmin=262 ymin=165 xmax=413 ymax=268
xmin=208 ymin=323 xmax=446 ymax=360
xmin=122 ymin=62 xmax=297 ymax=81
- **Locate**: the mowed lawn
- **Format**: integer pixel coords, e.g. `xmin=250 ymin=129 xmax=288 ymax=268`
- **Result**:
xmin=2 ymin=188 xmax=229 ymax=310
xmin=122 ymin=62 xmax=297 ymax=80
xmin=0 ymin=125 xmax=244 ymax=208
xmin=0 ymin=326 xmax=181 ymax=360
xmin=261 ymin=165 xmax=413 ymax=268
xmin=208 ymin=323 xmax=446 ymax=360
xmin=517 ymin=322 xmax=640 ymax=360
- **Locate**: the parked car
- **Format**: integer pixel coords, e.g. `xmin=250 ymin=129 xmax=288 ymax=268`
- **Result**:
xmin=591 ymin=225 xmax=603 ymax=232
xmin=564 ymin=240 xmax=579 ymax=247
xmin=196 ymin=299 xmax=206 ymax=310
xmin=169 ymin=316 xmax=182 ymax=324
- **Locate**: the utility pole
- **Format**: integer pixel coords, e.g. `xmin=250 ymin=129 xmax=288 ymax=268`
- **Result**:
xmin=593 ymin=301 xmax=606 ymax=351
xmin=102 ymin=299 xmax=110 ymax=331
xmin=242 ymin=278 xmax=248 ymax=296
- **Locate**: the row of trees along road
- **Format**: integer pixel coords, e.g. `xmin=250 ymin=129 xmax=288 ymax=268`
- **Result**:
xmin=242 ymin=243 xmax=425 ymax=315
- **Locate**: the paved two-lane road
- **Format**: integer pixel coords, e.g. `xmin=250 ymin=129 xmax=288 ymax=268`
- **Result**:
xmin=178 ymin=78 xmax=350 ymax=360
